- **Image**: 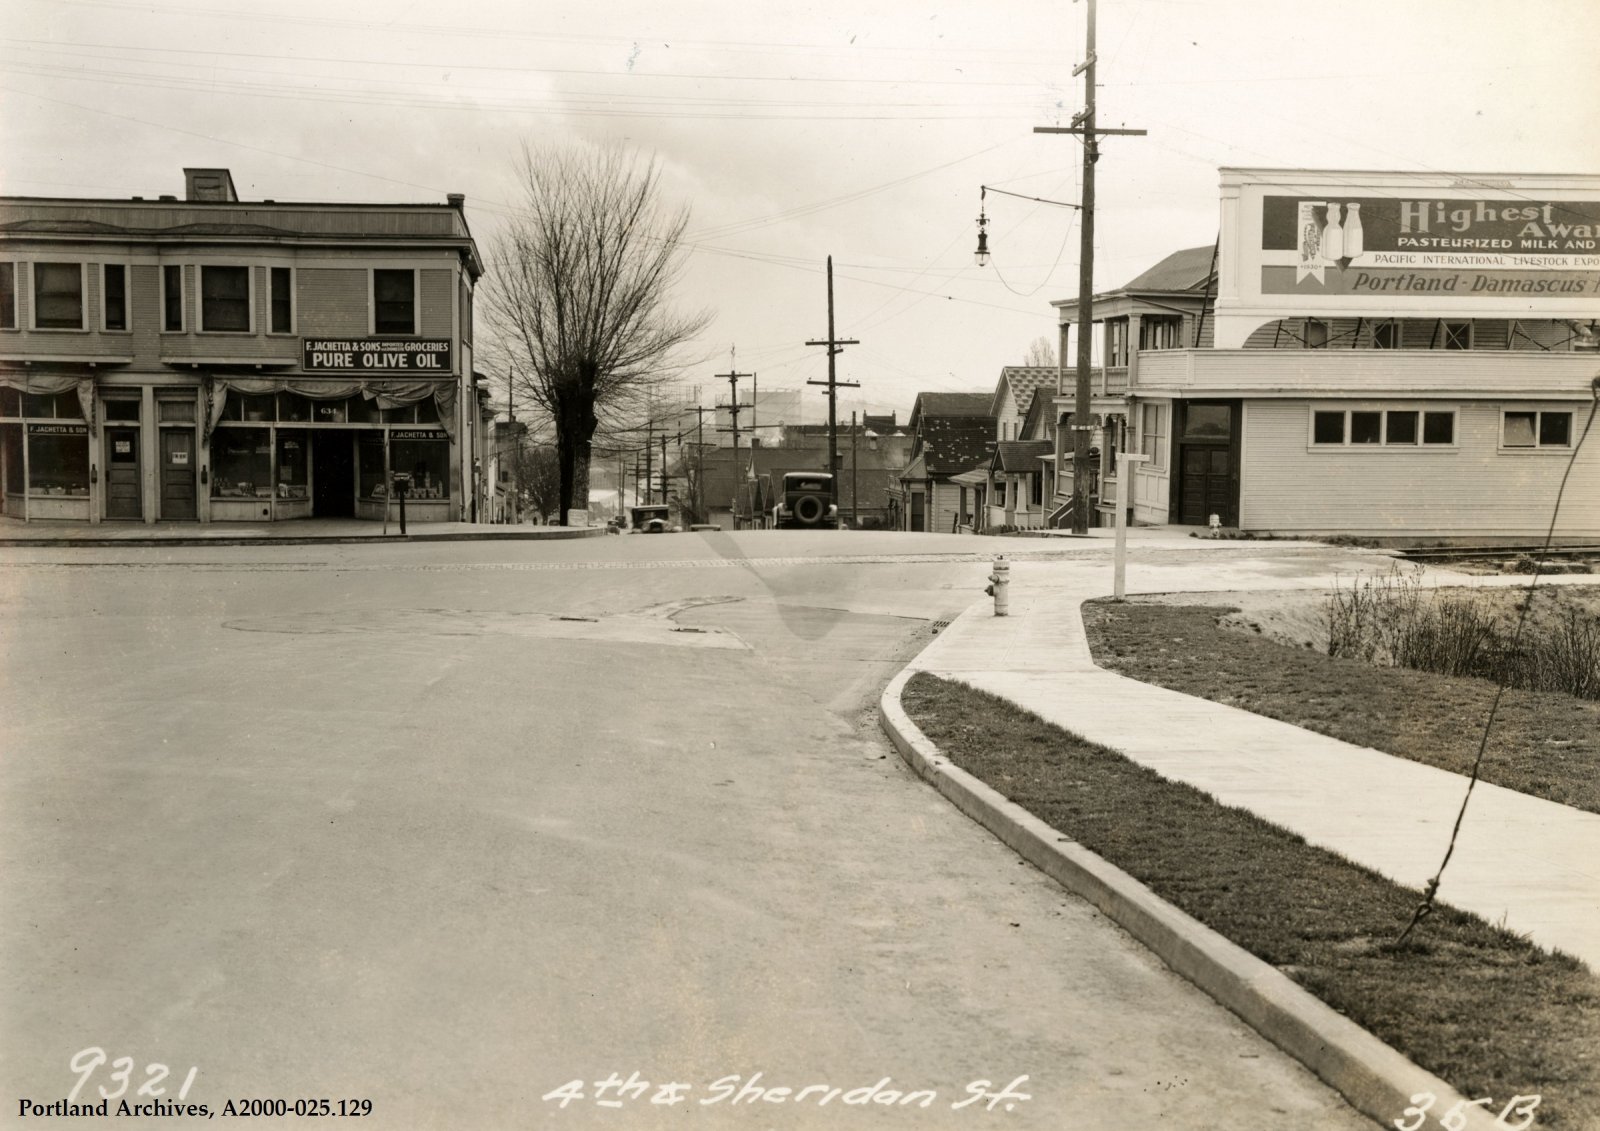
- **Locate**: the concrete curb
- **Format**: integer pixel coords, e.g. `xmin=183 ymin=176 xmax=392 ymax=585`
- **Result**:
xmin=0 ymin=527 xmax=610 ymax=548
xmin=878 ymin=664 xmax=1502 ymax=1131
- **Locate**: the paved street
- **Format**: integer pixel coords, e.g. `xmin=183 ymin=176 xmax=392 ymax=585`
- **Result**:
xmin=1 ymin=531 xmax=1374 ymax=1129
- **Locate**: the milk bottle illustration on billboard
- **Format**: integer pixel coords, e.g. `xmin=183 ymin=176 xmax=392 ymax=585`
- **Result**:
xmin=1297 ymin=200 xmax=1365 ymax=283
xmin=1342 ymin=203 xmax=1364 ymax=259
xmin=1322 ymin=203 xmax=1345 ymax=262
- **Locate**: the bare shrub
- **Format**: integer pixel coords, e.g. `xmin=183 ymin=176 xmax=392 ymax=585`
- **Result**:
xmin=1324 ymin=569 xmax=1600 ymax=700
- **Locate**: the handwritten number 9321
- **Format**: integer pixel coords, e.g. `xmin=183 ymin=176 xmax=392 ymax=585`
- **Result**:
xmin=1395 ymin=1092 xmax=1540 ymax=1131
xmin=67 ymin=1047 xmax=198 ymax=1105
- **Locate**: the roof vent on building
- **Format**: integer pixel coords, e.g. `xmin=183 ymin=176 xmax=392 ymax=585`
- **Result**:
xmin=131 ymin=196 xmax=143 ymax=201
xmin=183 ymin=167 xmax=238 ymax=202
xmin=158 ymin=195 xmax=177 ymax=201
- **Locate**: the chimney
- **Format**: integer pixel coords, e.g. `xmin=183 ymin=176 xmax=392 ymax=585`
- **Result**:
xmin=447 ymin=193 xmax=465 ymax=211
xmin=183 ymin=168 xmax=238 ymax=202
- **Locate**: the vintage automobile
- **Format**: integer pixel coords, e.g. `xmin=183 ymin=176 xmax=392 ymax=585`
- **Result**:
xmin=771 ymin=472 xmax=839 ymax=529
xmin=629 ymin=504 xmax=674 ymax=533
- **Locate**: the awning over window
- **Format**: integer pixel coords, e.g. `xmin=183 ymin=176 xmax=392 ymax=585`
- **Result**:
xmin=203 ymin=376 xmax=457 ymax=444
xmin=0 ymin=373 xmax=96 ymax=428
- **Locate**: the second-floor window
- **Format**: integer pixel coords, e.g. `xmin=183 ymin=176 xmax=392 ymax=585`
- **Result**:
xmin=1372 ymin=320 xmax=1400 ymax=349
xmin=374 ymin=269 xmax=415 ymax=334
xmin=270 ymin=267 xmax=292 ymax=333
xmin=1443 ymin=321 xmax=1472 ymax=350
xmin=0 ymin=263 xmax=14 ymax=329
xmin=201 ymin=266 xmax=251 ymax=332
xmin=34 ymin=263 xmax=84 ymax=329
xmin=103 ymin=264 xmax=127 ymax=330
xmin=163 ymin=265 xmax=184 ymax=331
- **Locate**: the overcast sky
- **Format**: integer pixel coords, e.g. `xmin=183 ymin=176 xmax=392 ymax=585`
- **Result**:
xmin=5 ymin=0 xmax=1598 ymax=424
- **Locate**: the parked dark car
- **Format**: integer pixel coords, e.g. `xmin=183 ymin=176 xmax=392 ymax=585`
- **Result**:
xmin=772 ymin=472 xmax=838 ymax=529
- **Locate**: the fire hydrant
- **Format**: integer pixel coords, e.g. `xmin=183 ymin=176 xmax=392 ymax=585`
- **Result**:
xmin=985 ymin=555 xmax=1010 ymax=616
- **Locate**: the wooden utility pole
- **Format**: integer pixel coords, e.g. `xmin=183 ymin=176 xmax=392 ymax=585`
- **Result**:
xmin=1034 ymin=0 xmax=1144 ymax=534
xmin=850 ymin=409 xmax=859 ymax=527
xmin=715 ymin=369 xmax=754 ymax=525
xmin=643 ymin=419 xmax=654 ymax=503
xmin=805 ymin=256 xmax=860 ymax=513
xmin=659 ymin=434 xmax=670 ymax=508
xmin=690 ymin=405 xmax=713 ymax=524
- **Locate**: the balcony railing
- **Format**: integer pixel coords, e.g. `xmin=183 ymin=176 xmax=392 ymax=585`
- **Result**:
xmin=1133 ymin=348 xmax=1598 ymax=396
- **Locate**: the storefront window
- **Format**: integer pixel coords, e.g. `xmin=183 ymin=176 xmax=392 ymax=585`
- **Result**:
xmin=3 ymin=424 xmax=22 ymax=490
xmin=392 ymin=437 xmax=449 ymax=499
xmin=28 ymin=429 xmax=90 ymax=494
xmin=348 ymin=394 xmax=382 ymax=424
xmin=103 ymin=398 xmax=140 ymax=422
xmin=239 ymin=394 xmax=274 ymax=422
xmin=276 ymin=430 xmax=309 ymax=499
xmin=311 ymin=398 xmax=348 ymax=424
xmin=358 ymin=434 xmax=387 ymax=498
xmin=212 ymin=428 xmax=272 ymax=498
xmin=0 ymin=388 xmax=20 ymax=417
xmin=22 ymin=392 xmax=82 ymax=419
xmin=278 ymin=393 xmax=309 ymax=422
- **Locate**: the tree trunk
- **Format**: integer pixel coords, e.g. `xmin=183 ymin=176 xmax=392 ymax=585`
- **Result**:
xmin=554 ymin=398 xmax=599 ymax=526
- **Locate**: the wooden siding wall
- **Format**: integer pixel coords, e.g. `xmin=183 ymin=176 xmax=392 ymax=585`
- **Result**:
xmin=295 ymin=268 xmax=368 ymax=336
xmin=420 ymin=269 xmax=452 ymax=336
xmin=1239 ymin=400 xmax=1600 ymax=535
xmin=930 ymin=480 xmax=966 ymax=532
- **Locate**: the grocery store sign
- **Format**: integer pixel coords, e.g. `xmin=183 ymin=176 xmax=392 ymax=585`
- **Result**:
xmin=302 ymin=338 xmax=452 ymax=372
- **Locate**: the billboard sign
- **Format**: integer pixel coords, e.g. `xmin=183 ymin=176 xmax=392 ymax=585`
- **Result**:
xmin=1215 ymin=170 xmax=1600 ymax=347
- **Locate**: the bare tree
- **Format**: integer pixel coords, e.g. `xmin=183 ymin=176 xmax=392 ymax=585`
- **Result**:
xmin=509 ymin=441 xmax=562 ymax=522
xmin=1023 ymin=335 xmax=1057 ymax=368
xmin=481 ymin=143 xmax=710 ymax=524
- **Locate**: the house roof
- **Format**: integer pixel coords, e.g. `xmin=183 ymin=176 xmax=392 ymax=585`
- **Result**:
xmin=992 ymin=366 xmax=1057 ymax=419
xmin=916 ymin=391 xmax=992 ymax=417
xmin=994 ymin=440 xmax=1054 ymax=473
xmin=918 ymin=415 xmax=997 ymax=475
xmin=1117 ymin=244 xmax=1216 ymax=294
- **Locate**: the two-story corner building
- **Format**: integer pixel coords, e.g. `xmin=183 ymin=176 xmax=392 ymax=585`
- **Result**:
xmin=0 ymin=167 xmax=482 ymax=525
xmin=1048 ymin=244 xmax=1217 ymax=528
xmin=1053 ymin=169 xmax=1600 ymax=537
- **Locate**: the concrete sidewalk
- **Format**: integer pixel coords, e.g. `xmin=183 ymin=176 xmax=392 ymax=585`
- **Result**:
xmin=0 ymin=515 xmax=606 ymax=546
xmin=903 ymin=557 xmax=1600 ymax=971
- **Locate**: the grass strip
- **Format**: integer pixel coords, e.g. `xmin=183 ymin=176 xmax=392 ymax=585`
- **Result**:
xmin=901 ymin=671 xmax=1600 ymax=1130
xmin=1080 ymin=601 xmax=1600 ymax=815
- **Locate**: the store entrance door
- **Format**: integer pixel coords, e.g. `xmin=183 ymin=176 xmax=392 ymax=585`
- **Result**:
xmin=1178 ymin=446 xmax=1233 ymax=526
xmin=159 ymin=429 xmax=197 ymax=520
xmin=105 ymin=428 xmax=141 ymax=519
xmin=313 ymin=431 xmax=355 ymax=517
